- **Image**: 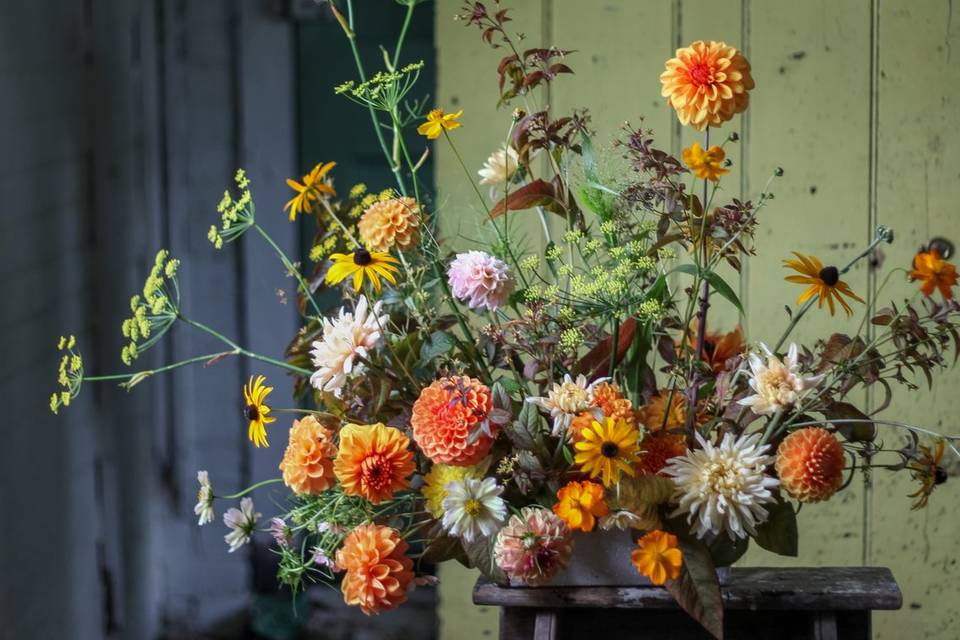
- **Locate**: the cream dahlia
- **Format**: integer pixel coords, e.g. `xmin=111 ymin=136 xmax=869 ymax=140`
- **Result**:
xmin=664 ymin=432 xmax=779 ymax=540
xmin=357 ymin=196 xmax=421 ymax=252
xmin=776 ymin=427 xmax=846 ymax=503
xmin=527 ymin=374 xmax=605 ymax=437
xmin=493 ymin=506 xmax=574 ymax=585
xmin=738 ymin=342 xmax=821 ymax=415
xmin=309 ymin=295 xmax=388 ymax=397
xmin=448 ymin=250 xmax=513 ymax=312
xmin=478 ymin=145 xmax=519 ymax=186
xmin=660 ymin=40 xmax=754 ymax=130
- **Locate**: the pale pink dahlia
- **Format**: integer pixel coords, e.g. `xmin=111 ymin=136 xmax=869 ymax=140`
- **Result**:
xmin=493 ymin=506 xmax=574 ymax=585
xmin=447 ymin=250 xmax=513 ymax=312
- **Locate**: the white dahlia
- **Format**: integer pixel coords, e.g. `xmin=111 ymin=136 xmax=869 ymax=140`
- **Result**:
xmin=309 ymin=295 xmax=387 ymax=397
xmin=738 ymin=342 xmax=821 ymax=415
xmin=526 ymin=373 xmax=605 ymax=437
xmin=441 ymin=476 xmax=507 ymax=543
xmin=663 ymin=432 xmax=779 ymax=540
xmin=478 ymin=145 xmax=520 ymax=187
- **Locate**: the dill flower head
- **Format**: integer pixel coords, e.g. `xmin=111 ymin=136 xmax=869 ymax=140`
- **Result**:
xmin=210 ymin=170 xmax=256 ymax=247
xmin=664 ymin=432 xmax=779 ymax=540
xmin=357 ymin=196 xmax=422 ymax=252
xmin=334 ymin=423 xmax=415 ymax=504
xmin=284 ymin=161 xmax=336 ymax=221
xmin=775 ymin=427 xmax=845 ymax=503
xmin=631 ymin=530 xmax=683 ymax=586
xmin=243 ymin=375 xmax=276 ymax=448
xmin=411 ymin=376 xmax=496 ymax=466
xmin=660 ymin=40 xmax=754 ymax=130
xmin=493 ymin=506 xmax=574 ymax=586
xmin=910 ymin=248 xmax=957 ymax=300
xmin=448 ymin=250 xmax=514 ymax=312
xmin=574 ymin=417 xmax=640 ymax=487
xmin=441 ymin=476 xmax=508 ymax=543
xmin=552 ymin=480 xmax=608 ymax=532
xmin=478 ymin=144 xmax=520 ymax=186
xmin=527 ymin=374 xmax=604 ymax=438
xmin=309 ymin=295 xmax=388 ymax=397
xmin=422 ymin=462 xmax=485 ymax=518
xmin=326 ymin=248 xmax=400 ymax=294
xmin=279 ymin=415 xmax=338 ymax=496
xmin=682 ymin=143 xmax=729 ymax=182
xmin=783 ymin=252 xmax=865 ymax=316
xmin=417 ymin=108 xmax=463 ymax=139
xmin=336 ymin=524 xmax=414 ymax=615
xmin=50 ymin=334 xmax=83 ymax=414
xmin=739 ymin=342 xmax=821 ymax=416
xmin=120 ymin=249 xmax=180 ymax=365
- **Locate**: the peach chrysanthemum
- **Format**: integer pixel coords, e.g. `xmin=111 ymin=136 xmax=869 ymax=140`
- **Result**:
xmin=334 ymin=423 xmax=415 ymax=504
xmin=411 ymin=376 xmax=496 ymax=465
xmin=278 ymin=416 xmax=337 ymax=496
xmin=357 ymin=197 xmax=421 ymax=252
xmin=635 ymin=432 xmax=688 ymax=477
xmin=637 ymin=390 xmax=688 ymax=432
xmin=493 ymin=506 xmax=574 ymax=585
xmin=775 ymin=427 xmax=846 ymax=503
xmin=660 ymin=40 xmax=754 ymax=130
xmin=336 ymin=524 xmax=414 ymax=615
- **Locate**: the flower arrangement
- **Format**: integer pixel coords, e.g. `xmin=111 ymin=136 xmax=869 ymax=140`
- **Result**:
xmin=50 ymin=2 xmax=959 ymax=636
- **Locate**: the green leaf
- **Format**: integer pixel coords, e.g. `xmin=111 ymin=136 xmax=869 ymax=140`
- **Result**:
xmin=708 ymin=535 xmax=749 ymax=568
xmin=421 ymin=534 xmax=468 ymax=565
xmin=670 ymin=265 xmax=744 ymax=315
xmin=821 ymin=401 xmax=877 ymax=442
xmin=462 ymin=533 xmax=506 ymax=584
xmin=664 ymin=537 xmax=724 ymax=639
xmin=754 ymin=499 xmax=799 ymax=557
xmin=503 ymin=401 xmax=540 ymax=450
xmin=420 ymin=330 xmax=456 ymax=363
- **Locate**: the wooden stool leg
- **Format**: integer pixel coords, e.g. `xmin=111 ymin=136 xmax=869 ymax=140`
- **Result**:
xmin=811 ymin=611 xmax=838 ymax=640
xmin=533 ymin=610 xmax=558 ymax=640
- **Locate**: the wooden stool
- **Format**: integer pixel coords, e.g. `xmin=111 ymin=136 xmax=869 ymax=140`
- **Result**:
xmin=473 ymin=567 xmax=902 ymax=640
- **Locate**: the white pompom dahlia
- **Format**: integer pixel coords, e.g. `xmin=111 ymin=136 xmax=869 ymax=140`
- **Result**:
xmin=309 ymin=295 xmax=387 ymax=396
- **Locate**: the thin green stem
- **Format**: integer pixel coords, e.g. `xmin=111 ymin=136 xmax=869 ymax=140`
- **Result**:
xmin=181 ymin=316 xmax=312 ymax=376
xmin=219 ymin=477 xmax=285 ymax=500
xmin=253 ymin=223 xmax=322 ymax=318
xmin=391 ymin=2 xmax=415 ymax=70
xmin=83 ymin=350 xmax=236 ymax=384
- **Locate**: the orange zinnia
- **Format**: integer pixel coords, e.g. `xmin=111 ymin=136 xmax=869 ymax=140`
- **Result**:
xmin=775 ymin=427 xmax=846 ymax=503
xmin=336 ymin=523 xmax=414 ymax=615
xmin=783 ymin=252 xmax=865 ymax=316
xmin=411 ymin=376 xmax=496 ymax=465
xmin=553 ymin=480 xmax=609 ymax=532
xmin=279 ymin=416 xmax=337 ymax=495
xmin=334 ymin=423 xmax=415 ymax=504
xmin=660 ymin=40 xmax=754 ymax=130
xmin=910 ymin=248 xmax=957 ymax=300
xmin=631 ymin=530 xmax=683 ymax=585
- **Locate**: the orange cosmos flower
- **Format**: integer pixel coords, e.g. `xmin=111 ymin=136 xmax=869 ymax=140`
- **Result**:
xmin=685 ymin=322 xmax=745 ymax=373
xmin=910 ymin=248 xmax=957 ymax=300
xmin=635 ymin=432 xmax=688 ymax=477
xmin=279 ymin=416 xmax=338 ymax=495
xmin=553 ymin=480 xmax=609 ymax=532
xmin=334 ymin=423 xmax=415 ymax=504
xmin=631 ymin=530 xmax=683 ymax=585
xmin=411 ymin=376 xmax=496 ymax=465
xmin=775 ymin=427 xmax=846 ymax=503
xmin=417 ymin=108 xmax=463 ymax=139
xmin=682 ymin=143 xmax=729 ymax=182
xmin=336 ymin=523 xmax=414 ymax=615
xmin=660 ymin=40 xmax=754 ymax=130
xmin=783 ymin=252 xmax=865 ymax=316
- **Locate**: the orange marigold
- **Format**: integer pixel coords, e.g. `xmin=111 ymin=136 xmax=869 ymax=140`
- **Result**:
xmin=553 ymin=480 xmax=609 ymax=532
xmin=334 ymin=423 xmax=415 ymax=504
xmin=637 ymin=390 xmax=688 ymax=432
xmin=357 ymin=197 xmax=422 ymax=252
xmin=635 ymin=432 xmax=688 ymax=476
xmin=278 ymin=416 xmax=337 ymax=495
xmin=910 ymin=248 xmax=957 ymax=300
xmin=336 ymin=523 xmax=414 ymax=615
xmin=631 ymin=530 xmax=683 ymax=585
xmin=775 ymin=427 xmax=846 ymax=503
xmin=660 ymin=40 xmax=754 ymax=130
xmin=411 ymin=376 xmax=496 ymax=465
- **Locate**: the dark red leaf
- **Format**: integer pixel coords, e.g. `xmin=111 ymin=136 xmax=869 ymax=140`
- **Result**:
xmin=576 ymin=318 xmax=637 ymax=380
xmin=488 ymin=178 xmax=564 ymax=219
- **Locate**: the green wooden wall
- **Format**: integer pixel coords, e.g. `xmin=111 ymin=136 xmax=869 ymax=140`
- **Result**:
xmin=434 ymin=1 xmax=960 ymax=638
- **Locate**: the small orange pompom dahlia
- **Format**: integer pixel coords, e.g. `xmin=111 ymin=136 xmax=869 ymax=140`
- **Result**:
xmin=357 ymin=197 xmax=422 ymax=252
xmin=334 ymin=423 xmax=415 ymax=504
xmin=411 ymin=376 xmax=496 ymax=465
xmin=635 ymin=433 xmax=688 ymax=477
xmin=336 ymin=524 xmax=414 ymax=615
xmin=660 ymin=40 xmax=754 ymax=130
xmin=279 ymin=416 xmax=337 ymax=495
xmin=553 ymin=480 xmax=609 ymax=532
xmin=775 ymin=427 xmax=846 ymax=503
xmin=569 ymin=382 xmax=637 ymax=442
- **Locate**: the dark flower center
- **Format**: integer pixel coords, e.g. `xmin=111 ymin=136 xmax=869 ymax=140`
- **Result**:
xmin=818 ymin=266 xmax=839 ymax=287
xmin=600 ymin=442 xmax=619 ymax=458
xmin=246 ymin=405 xmax=260 ymax=422
xmin=935 ymin=466 xmax=948 ymax=485
xmin=353 ymin=248 xmax=373 ymax=266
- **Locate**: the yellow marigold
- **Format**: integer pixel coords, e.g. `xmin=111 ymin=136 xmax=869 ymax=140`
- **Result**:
xmin=278 ymin=416 xmax=337 ymax=496
xmin=553 ymin=480 xmax=608 ymax=532
xmin=775 ymin=427 xmax=845 ymax=503
xmin=637 ymin=390 xmax=687 ymax=432
xmin=660 ymin=40 xmax=754 ymax=130
xmin=422 ymin=462 xmax=484 ymax=518
xmin=574 ymin=417 xmax=640 ymax=487
xmin=631 ymin=530 xmax=683 ymax=585
xmin=336 ymin=523 xmax=414 ymax=615
xmin=682 ymin=143 xmax=729 ymax=182
xmin=417 ymin=108 xmax=462 ymax=139
xmin=411 ymin=376 xmax=496 ymax=466
xmin=334 ymin=423 xmax=415 ymax=504
xmin=635 ymin=432 xmax=688 ymax=477
xmin=357 ymin=197 xmax=422 ymax=252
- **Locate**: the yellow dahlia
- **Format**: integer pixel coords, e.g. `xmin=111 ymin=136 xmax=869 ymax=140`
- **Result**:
xmin=411 ymin=376 xmax=496 ymax=466
xmin=631 ymin=530 xmax=683 ymax=586
xmin=357 ymin=197 xmax=422 ymax=252
xmin=775 ymin=427 xmax=846 ymax=503
xmin=660 ymin=40 xmax=754 ymax=130
xmin=334 ymin=423 xmax=415 ymax=504
xmin=336 ymin=524 xmax=414 ymax=615
xmin=278 ymin=416 xmax=337 ymax=496
xmin=574 ymin=417 xmax=640 ymax=487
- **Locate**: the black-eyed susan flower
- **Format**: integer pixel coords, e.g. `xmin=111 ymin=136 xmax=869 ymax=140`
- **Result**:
xmin=326 ymin=248 xmax=399 ymax=294
xmin=783 ymin=252 xmax=865 ymax=316
xmin=416 ymin=108 xmax=462 ymax=139
xmin=244 ymin=375 xmax=276 ymax=448
xmin=574 ymin=416 xmax=640 ymax=487
xmin=910 ymin=248 xmax=957 ymax=300
xmin=682 ymin=143 xmax=729 ymax=182
xmin=284 ymin=161 xmax=337 ymax=221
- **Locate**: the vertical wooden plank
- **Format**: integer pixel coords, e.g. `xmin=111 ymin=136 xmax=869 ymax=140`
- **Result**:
xmin=872 ymin=3 xmax=960 ymax=638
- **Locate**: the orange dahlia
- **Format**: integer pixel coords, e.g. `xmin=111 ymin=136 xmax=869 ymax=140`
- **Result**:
xmin=553 ymin=480 xmax=609 ymax=532
xmin=635 ymin=432 xmax=688 ymax=476
xmin=569 ymin=381 xmax=637 ymax=441
xmin=775 ymin=427 xmax=846 ymax=503
xmin=278 ymin=416 xmax=337 ymax=495
xmin=411 ymin=376 xmax=496 ymax=465
xmin=334 ymin=423 xmax=415 ymax=504
xmin=357 ymin=196 xmax=422 ymax=252
xmin=637 ymin=390 xmax=688 ymax=432
xmin=660 ymin=40 xmax=754 ymax=130
xmin=336 ymin=523 xmax=414 ymax=615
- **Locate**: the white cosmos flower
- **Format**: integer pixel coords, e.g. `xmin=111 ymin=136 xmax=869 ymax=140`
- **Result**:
xmin=223 ymin=497 xmax=261 ymax=553
xmin=194 ymin=470 xmax=215 ymax=526
xmin=526 ymin=374 xmax=605 ymax=437
xmin=738 ymin=342 xmax=821 ymax=415
xmin=309 ymin=295 xmax=388 ymax=397
xmin=441 ymin=476 xmax=507 ymax=543
xmin=664 ymin=432 xmax=779 ymax=540
xmin=478 ymin=145 xmax=519 ymax=187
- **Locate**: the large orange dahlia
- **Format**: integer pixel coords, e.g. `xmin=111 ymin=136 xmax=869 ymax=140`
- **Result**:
xmin=411 ymin=376 xmax=496 ymax=465
xmin=334 ymin=423 xmax=415 ymax=504
xmin=357 ymin=196 xmax=422 ymax=252
xmin=278 ymin=416 xmax=337 ymax=495
xmin=775 ymin=427 xmax=846 ymax=503
xmin=336 ymin=523 xmax=414 ymax=615
xmin=660 ymin=40 xmax=754 ymax=130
